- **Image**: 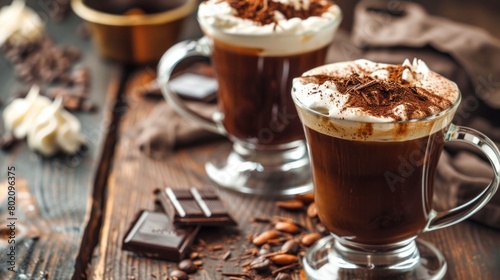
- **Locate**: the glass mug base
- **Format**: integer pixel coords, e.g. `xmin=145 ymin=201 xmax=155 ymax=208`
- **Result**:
xmin=304 ymin=235 xmax=447 ymax=280
xmin=205 ymin=140 xmax=313 ymax=197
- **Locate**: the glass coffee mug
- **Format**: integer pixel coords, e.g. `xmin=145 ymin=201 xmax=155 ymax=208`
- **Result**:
xmin=157 ymin=3 xmax=342 ymax=196
xmin=292 ymin=63 xmax=500 ymax=279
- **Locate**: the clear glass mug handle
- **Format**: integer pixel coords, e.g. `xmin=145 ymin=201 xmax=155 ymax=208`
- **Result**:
xmin=425 ymin=124 xmax=500 ymax=232
xmin=157 ymin=37 xmax=225 ymax=135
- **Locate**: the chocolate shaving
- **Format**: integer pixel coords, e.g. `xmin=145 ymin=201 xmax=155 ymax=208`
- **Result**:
xmin=300 ymin=72 xmax=452 ymax=121
xmin=225 ymin=0 xmax=334 ymax=26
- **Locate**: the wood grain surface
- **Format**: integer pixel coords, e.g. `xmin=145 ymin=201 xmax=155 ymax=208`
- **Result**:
xmin=0 ymin=2 xmax=120 ymax=279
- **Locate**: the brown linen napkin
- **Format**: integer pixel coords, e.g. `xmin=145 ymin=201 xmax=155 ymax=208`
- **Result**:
xmin=344 ymin=0 xmax=500 ymax=229
xmin=135 ymin=101 xmax=220 ymax=159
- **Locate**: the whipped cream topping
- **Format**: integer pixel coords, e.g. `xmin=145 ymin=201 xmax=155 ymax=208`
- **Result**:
xmin=0 ymin=0 xmax=44 ymax=46
xmin=3 ymin=86 xmax=85 ymax=156
xmin=292 ymin=59 xmax=460 ymax=141
xmin=198 ymin=0 xmax=342 ymax=55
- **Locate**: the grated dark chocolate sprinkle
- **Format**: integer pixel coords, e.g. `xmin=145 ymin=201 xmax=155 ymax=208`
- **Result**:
xmin=225 ymin=0 xmax=335 ymax=26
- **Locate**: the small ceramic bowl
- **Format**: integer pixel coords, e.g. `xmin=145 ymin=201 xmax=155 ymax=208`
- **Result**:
xmin=71 ymin=0 xmax=196 ymax=64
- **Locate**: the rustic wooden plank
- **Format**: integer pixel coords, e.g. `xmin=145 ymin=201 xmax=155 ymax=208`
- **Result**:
xmin=88 ymin=68 xmax=500 ymax=280
xmin=421 ymin=221 xmax=500 ymax=279
xmin=0 ymin=4 xmax=121 ymax=279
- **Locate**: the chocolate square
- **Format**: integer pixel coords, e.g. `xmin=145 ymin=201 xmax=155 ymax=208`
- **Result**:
xmin=156 ymin=187 xmax=237 ymax=227
xmin=122 ymin=210 xmax=200 ymax=261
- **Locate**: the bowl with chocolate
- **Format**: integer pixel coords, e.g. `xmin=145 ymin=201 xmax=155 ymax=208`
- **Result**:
xmin=71 ymin=0 xmax=196 ymax=64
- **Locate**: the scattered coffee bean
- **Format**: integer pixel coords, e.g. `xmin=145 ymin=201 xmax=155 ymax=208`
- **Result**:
xmin=249 ymin=257 xmax=271 ymax=273
xmin=178 ymin=259 xmax=197 ymax=274
xmin=63 ymin=95 xmax=83 ymax=111
xmin=169 ymin=269 xmax=187 ymax=280
xmin=250 ymin=216 xmax=272 ymax=223
xmin=275 ymin=272 xmax=293 ymax=280
xmin=275 ymin=200 xmax=304 ymax=211
xmin=301 ymin=232 xmax=322 ymax=247
xmin=252 ymin=230 xmax=279 ymax=246
xmin=270 ymin=254 xmax=299 ymax=266
xmin=295 ymin=192 xmax=314 ymax=204
xmin=281 ymin=239 xmax=300 ymax=255
xmin=258 ymin=244 xmax=271 ymax=256
xmin=189 ymin=252 xmax=200 ymax=260
xmin=275 ymin=221 xmax=300 ymax=234
xmin=307 ymin=202 xmax=318 ymax=218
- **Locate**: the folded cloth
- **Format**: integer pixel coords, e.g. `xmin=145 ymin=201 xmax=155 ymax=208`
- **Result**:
xmin=344 ymin=0 xmax=500 ymax=229
xmin=135 ymin=101 xmax=220 ymax=159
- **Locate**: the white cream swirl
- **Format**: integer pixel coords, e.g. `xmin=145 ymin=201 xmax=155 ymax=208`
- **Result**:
xmin=0 ymin=0 xmax=44 ymax=46
xmin=292 ymin=59 xmax=461 ymax=141
xmin=293 ymin=59 xmax=459 ymax=122
xmin=2 ymin=86 xmax=85 ymax=156
xmin=197 ymin=0 xmax=342 ymax=55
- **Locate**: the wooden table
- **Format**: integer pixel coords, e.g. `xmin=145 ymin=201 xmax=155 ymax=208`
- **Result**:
xmin=1 ymin=4 xmax=499 ymax=280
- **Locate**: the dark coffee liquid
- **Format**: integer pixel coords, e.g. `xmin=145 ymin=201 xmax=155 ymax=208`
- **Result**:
xmin=85 ymin=0 xmax=186 ymax=14
xmin=212 ymin=40 xmax=328 ymax=146
xmin=304 ymin=126 xmax=445 ymax=245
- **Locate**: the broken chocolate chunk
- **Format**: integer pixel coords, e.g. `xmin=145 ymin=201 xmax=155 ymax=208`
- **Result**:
xmin=122 ymin=210 xmax=200 ymax=261
xmin=156 ymin=187 xmax=237 ymax=227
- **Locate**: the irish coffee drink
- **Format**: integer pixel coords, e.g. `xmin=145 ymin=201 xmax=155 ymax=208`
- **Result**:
xmin=293 ymin=59 xmax=500 ymax=279
xmin=159 ymin=0 xmax=342 ymax=196
xmin=293 ymin=59 xmax=460 ymax=245
xmin=198 ymin=0 xmax=341 ymax=146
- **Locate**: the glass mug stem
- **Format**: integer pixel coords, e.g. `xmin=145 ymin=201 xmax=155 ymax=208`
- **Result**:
xmin=425 ymin=124 xmax=500 ymax=232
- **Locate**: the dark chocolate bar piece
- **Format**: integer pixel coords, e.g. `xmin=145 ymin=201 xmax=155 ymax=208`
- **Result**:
xmin=122 ymin=210 xmax=200 ymax=261
xmin=157 ymin=187 xmax=237 ymax=227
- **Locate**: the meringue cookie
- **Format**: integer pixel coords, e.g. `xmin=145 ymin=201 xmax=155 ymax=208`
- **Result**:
xmin=2 ymin=86 xmax=85 ymax=156
xmin=0 ymin=0 xmax=44 ymax=46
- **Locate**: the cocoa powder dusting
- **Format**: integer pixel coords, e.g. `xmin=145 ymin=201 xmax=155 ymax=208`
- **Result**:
xmin=386 ymin=65 xmax=408 ymax=84
xmin=300 ymin=72 xmax=452 ymax=121
xmin=225 ymin=0 xmax=334 ymax=25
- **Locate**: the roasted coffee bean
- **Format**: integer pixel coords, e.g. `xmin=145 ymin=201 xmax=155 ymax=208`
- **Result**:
xmin=270 ymin=254 xmax=299 ymax=266
xmin=63 ymin=95 xmax=83 ymax=111
xmin=307 ymin=202 xmax=318 ymax=218
xmin=189 ymin=252 xmax=200 ymax=260
xmin=301 ymin=232 xmax=322 ymax=247
xmin=281 ymin=239 xmax=299 ymax=255
xmin=275 ymin=221 xmax=300 ymax=234
xmin=249 ymin=257 xmax=271 ymax=273
xmin=275 ymin=200 xmax=304 ymax=211
xmin=169 ymin=269 xmax=188 ymax=280
xmin=252 ymin=230 xmax=279 ymax=246
xmin=275 ymin=272 xmax=293 ymax=280
xmin=178 ymin=259 xmax=197 ymax=274
xmin=295 ymin=192 xmax=314 ymax=204
xmin=258 ymin=244 xmax=271 ymax=256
